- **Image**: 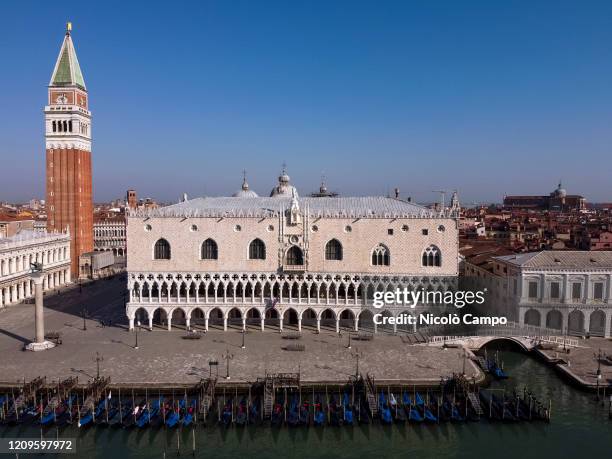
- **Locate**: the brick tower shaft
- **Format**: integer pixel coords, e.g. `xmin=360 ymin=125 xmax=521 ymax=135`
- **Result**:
xmin=45 ymin=23 xmax=93 ymax=277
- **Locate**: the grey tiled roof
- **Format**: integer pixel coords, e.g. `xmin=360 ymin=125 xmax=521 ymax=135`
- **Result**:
xmin=494 ymin=251 xmax=612 ymax=269
xmin=129 ymin=196 xmax=453 ymax=219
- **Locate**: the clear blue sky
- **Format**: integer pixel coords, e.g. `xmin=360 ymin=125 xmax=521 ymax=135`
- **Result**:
xmin=1 ymin=0 xmax=611 ymax=204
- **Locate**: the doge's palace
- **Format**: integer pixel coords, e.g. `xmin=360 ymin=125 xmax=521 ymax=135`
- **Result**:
xmin=126 ymin=172 xmax=460 ymax=333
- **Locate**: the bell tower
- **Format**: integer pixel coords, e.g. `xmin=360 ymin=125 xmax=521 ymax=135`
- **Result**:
xmin=45 ymin=22 xmax=93 ymax=277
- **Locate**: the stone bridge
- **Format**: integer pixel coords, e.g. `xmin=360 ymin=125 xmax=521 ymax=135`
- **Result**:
xmin=425 ymin=334 xmax=582 ymax=351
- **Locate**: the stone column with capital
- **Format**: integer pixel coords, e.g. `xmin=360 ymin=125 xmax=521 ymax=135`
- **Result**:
xmin=26 ymin=271 xmax=55 ymax=351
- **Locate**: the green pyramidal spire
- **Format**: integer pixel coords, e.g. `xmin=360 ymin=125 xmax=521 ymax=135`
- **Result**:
xmin=49 ymin=22 xmax=86 ymax=90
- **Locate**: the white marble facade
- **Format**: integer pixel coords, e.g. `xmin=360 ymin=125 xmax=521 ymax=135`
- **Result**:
xmin=0 ymin=230 xmax=71 ymax=308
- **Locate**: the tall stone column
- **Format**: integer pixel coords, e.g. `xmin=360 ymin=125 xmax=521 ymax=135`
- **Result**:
xmin=34 ymin=273 xmax=44 ymax=342
xmin=26 ymin=271 xmax=55 ymax=351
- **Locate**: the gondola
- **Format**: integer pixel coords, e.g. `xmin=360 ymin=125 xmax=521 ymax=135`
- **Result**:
xmin=148 ymin=398 xmax=164 ymax=428
xmin=443 ymin=397 xmax=465 ymax=422
xmin=249 ymin=397 xmax=261 ymax=424
xmin=108 ymin=399 xmax=130 ymax=427
xmin=378 ymin=393 xmax=393 ymax=425
xmin=356 ymin=397 xmax=371 ymax=424
xmin=313 ymin=396 xmax=325 ymax=426
xmin=287 ymin=395 xmax=300 ymax=427
xmin=182 ymin=399 xmax=197 ymax=427
xmin=430 ymin=396 xmax=449 ymax=423
xmin=271 ymin=401 xmax=284 ymax=427
xmin=235 ymin=398 xmax=248 ymax=426
xmin=55 ymin=397 xmax=77 ymax=427
xmin=96 ymin=398 xmax=118 ymax=426
xmin=389 ymin=393 xmax=406 ymax=423
xmin=220 ymin=398 xmax=233 ymax=427
xmin=299 ymin=400 xmax=310 ymax=426
xmin=402 ymin=393 xmax=423 ymax=423
xmin=487 ymin=360 xmax=509 ymax=379
xmin=342 ymin=393 xmax=354 ymax=425
xmin=78 ymin=399 xmax=104 ymax=428
xmin=415 ymin=393 xmax=437 ymax=422
xmin=137 ymin=397 xmax=160 ymax=429
xmin=328 ymin=395 xmax=342 ymax=426
xmin=165 ymin=400 xmax=182 ymax=428
xmin=41 ymin=395 xmax=74 ymax=426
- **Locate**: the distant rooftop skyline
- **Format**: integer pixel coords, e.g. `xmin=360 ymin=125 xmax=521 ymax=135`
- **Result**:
xmin=1 ymin=0 xmax=611 ymax=204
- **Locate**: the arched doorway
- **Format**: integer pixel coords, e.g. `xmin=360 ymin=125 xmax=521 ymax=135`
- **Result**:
xmin=546 ymin=310 xmax=562 ymax=330
xmin=524 ymin=309 xmax=541 ymax=327
xmin=152 ymin=308 xmax=168 ymax=329
xmin=283 ymin=308 xmax=299 ymax=330
xmin=245 ymin=308 xmax=261 ymax=328
xmin=567 ymin=310 xmax=585 ymax=335
xmin=265 ymin=307 xmax=280 ymax=329
xmin=133 ymin=307 xmax=148 ymax=326
xmin=208 ymin=307 xmax=224 ymax=329
xmin=191 ymin=308 xmax=205 ymax=329
xmin=170 ymin=308 xmax=187 ymax=329
xmin=338 ymin=309 xmax=355 ymax=330
xmin=301 ymin=308 xmax=317 ymax=330
xmin=395 ymin=311 xmax=414 ymax=334
xmin=227 ymin=308 xmax=243 ymax=329
xmin=379 ymin=310 xmax=394 ymax=333
xmin=319 ymin=309 xmax=336 ymax=330
xmin=589 ymin=310 xmax=606 ymax=337
xmin=358 ymin=310 xmax=375 ymax=331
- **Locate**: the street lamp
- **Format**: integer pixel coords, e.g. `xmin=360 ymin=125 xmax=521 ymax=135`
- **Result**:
xmin=134 ymin=321 xmax=140 ymax=350
xmin=596 ymin=348 xmax=602 ymax=401
xmin=351 ymin=348 xmax=363 ymax=377
xmin=82 ymin=306 xmax=87 ymax=331
xmin=93 ymin=352 xmax=104 ymax=380
xmin=222 ymin=349 xmax=234 ymax=380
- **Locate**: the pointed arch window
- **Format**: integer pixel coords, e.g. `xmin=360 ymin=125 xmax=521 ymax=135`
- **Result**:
xmin=248 ymin=238 xmax=266 ymax=260
xmin=422 ymin=245 xmax=442 ymax=267
xmin=201 ymin=238 xmax=218 ymax=260
xmin=325 ymin=239 xmax=343 ymax=261
xmin=153 ymin=238 xmax=171 ymax=260
xmin=286 ymin=246 xmax=304 ymax=265
xmin=371 ymin=244 xmax=390 ymax=266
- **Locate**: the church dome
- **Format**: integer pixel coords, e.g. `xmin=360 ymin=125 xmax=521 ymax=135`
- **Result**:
xmin=232 ymin=174 xmax=259 ymax=198
xmin=553 ymin=182 xmax=567 ymax=198
xmin=270 ymin=167 xmax=299 ymax=198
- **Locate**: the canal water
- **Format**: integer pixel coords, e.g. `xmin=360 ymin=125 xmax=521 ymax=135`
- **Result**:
xmin=1 ymin=350 xmax=611 ymax=458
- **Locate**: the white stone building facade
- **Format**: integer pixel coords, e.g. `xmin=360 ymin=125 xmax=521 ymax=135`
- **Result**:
xmin=465 ymin=251 xmax=612 ymax=337
xmin=94 ymin=219 xmax=126 ymax=256
xmin=0 ymin=230 xmax=71 ymax=308
xmin=126 ymin=175 xmax=460 ymax=333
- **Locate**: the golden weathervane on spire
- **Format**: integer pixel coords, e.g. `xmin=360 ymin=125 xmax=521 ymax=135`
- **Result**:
xmin=66 ymin=21 xmax=72 ymax=35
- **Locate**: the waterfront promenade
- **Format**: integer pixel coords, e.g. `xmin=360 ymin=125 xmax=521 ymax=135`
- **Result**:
xmin=0 ymin=277 xmax=479 ymax=386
